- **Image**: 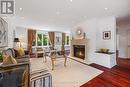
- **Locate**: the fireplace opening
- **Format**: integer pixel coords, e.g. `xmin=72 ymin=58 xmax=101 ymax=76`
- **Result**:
xmin=73 ymin=45 xmax=85 ymax=60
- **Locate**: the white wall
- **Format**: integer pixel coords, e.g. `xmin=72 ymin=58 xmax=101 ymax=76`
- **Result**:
xmin=71 ymin=16 xmax=116 ymax=63
xmin=15 ymin=26 xmax=28 ymax=49
xmin=13 ymin=16 xmax=71 ymax=33
xmin=71 ymin=18 xmax=97 ymax=62
xmin=15 ymin=28 xmax=69 ymax=50
xmin=96 ymin=17 xmax=116 ymax=52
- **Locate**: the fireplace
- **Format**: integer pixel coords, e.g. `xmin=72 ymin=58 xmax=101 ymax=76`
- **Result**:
xmin=71 ymin=39 xmax=88 ymax=60
xmin=74 ymin=45 xmax=85 ymax=60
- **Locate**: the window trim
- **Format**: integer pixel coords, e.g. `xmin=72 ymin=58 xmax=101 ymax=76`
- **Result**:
xmin=33 ymin=32 xmax=50 ymax=47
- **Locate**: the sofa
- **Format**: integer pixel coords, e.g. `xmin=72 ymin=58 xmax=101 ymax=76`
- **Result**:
xmin=1 ymin=48 xmax=52 ymax=87
xmin=2 ymin=48 xmax=30 ymax=63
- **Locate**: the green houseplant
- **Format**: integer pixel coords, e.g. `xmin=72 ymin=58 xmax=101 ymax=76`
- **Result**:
xmin=0 ymin=51 xmax=3 ymax=62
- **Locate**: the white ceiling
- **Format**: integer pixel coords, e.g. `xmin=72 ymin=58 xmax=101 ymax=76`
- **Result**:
xmin=15 ymin=0 xmax=130 ymax=31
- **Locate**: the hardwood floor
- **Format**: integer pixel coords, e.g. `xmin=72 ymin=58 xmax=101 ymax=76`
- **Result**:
xmin=80 ymin=58 xmax=130 ymax=87
xmin=117 ymin=58 xmax=130 ymax=69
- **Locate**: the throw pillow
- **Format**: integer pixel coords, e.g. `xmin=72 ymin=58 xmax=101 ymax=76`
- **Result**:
xmin=11 ymin=56 xmax=17 ymax=64
xmin=2 ymin=54 xmax=9 ymax=61
xmin=2 ymin=55 xmax=17 ymax=65
xmin=14 ymin=49 xmax=19 ymax=57
xmin=15 ymin=48 xmax=25 ymax=56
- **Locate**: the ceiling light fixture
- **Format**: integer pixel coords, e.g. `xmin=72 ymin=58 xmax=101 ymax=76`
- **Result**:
xmin=70 ymin=0 xmax=73 ymax=2
xmin=104 ymin=8 xmax=108 ymax=10
xmin=19 ymin=8 xmax=23 ymax=11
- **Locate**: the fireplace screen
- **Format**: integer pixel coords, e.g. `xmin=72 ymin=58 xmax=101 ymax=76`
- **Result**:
xmin=74 ymin=45 xmax=85 ymax=60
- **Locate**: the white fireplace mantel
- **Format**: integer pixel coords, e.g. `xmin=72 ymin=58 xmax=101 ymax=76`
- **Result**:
xmin=71 ymin=39 xmax=88 ymax=45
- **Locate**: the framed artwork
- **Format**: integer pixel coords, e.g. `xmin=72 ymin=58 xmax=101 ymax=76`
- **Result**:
xmin=55 ymin=36 xmax=62 ymax=45
xmin=103 ymin=31 xmax=111 ymax=40
xmin=55 ymin=32 xmax=62 ymax=50
xmin=0 ymin=17 xmax=8 ymax=47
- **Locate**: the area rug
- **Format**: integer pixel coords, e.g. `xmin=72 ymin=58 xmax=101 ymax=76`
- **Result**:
xmin=30 ymin=57 xmax=103 ymax=87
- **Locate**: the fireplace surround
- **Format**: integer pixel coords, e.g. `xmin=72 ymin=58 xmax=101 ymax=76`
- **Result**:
xmin=71 ymin=39 xmax=88 ymax=60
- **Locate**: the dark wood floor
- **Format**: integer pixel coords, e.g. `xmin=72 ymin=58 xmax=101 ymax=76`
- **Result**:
xmin=80 ymin=58 xmax=130 ymax=87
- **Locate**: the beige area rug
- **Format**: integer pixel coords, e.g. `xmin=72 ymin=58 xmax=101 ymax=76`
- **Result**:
xmin=30 ymin=57 xmax=103 ymax=87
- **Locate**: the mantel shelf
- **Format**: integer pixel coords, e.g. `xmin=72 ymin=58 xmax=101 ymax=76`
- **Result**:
xmin=71 ymin=39 xmax=89 ymax=45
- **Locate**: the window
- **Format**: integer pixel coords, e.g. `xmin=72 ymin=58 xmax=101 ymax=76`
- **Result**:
xmin=65 ymin=35 xmax=70 ymax=45
xmin=32 ymin=31 xmax=69 ymax=46
xmin=37 ymin=34 xmax=42 ymax=46
xmin=43 ymin=34 xmax=48 ymax=46
xmin=32 ymin=32 xmax=49 ymax=47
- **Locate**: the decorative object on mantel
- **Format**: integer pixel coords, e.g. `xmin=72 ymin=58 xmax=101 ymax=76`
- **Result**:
xmin=75 ymin=27 xmax=87 ymax=39
xmin=103 ymin=31 xmax=111 ymax=40
xmin=0 ymin=17 xmax=8 ymax=47
xmin=76 ymin=28 xmax=82 ymax=35
xmin=83 ymin=32 xmax=86 ymax=39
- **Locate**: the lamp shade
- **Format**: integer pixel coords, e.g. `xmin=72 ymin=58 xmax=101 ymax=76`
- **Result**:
xmin=14 ymin=38 xmax=20 ymax=42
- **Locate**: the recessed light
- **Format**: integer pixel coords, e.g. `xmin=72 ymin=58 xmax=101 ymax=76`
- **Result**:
xmin=104 ymin=8 xmax=108 ymax=10
xmin=19 ymin=8 xmax=22 ymax=11
xmin=70 ymin=0 xmax=73 ymax=2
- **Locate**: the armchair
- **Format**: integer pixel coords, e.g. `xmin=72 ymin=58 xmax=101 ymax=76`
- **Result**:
xmin=2 ymin=48 xmax=30 ymax=63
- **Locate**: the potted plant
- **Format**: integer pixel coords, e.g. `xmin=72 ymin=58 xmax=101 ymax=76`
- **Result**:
xmin=0 ymin=52 xmax=3 ymax=62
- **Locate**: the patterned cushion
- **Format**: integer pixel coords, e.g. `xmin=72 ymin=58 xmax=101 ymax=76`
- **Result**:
xmin=2 ymin=48 xmax=15 ymax=58
xmin=2 ymin=55 xmax=17 ymax=65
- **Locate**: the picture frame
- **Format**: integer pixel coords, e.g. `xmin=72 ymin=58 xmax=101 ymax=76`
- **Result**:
xmin=103 ymin=31 xmax=111 ymax=40
xmin=55 ymin=36 xmax=62 ymax=45
xmin=55 ymin=32 xmax=62 ymax=45
xmin=0 ymin=17 xmax=8 ymax=47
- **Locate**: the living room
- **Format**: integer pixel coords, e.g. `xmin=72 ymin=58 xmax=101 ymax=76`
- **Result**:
xmin=0 ymin=0 xmax=130 ymax=87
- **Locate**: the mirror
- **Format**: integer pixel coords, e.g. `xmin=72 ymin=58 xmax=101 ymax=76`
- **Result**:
xmin=76 ymin=29 xmax=82 ymax=35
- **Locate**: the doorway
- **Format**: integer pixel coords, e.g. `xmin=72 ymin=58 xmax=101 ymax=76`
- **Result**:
xmin=127 ymin=31 xmax=130 ymax=58
xmin=116 ymin=17 xmax=130 ymax=59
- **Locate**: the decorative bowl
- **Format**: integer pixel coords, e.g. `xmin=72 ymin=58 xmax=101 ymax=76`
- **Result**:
xmin=100 ymin=48 xmax=109 ymax=53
